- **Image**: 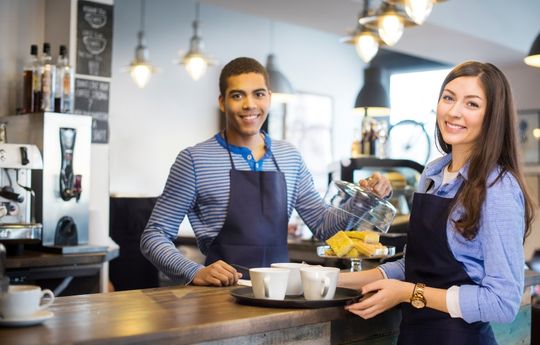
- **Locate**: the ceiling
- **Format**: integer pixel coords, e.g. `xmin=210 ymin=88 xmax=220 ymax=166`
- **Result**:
xmin=200 ymin=0 xmax=540 ymax=67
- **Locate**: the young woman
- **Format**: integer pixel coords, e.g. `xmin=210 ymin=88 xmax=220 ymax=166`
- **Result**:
xmin=339 ymin=61 xmax=535 ymax=345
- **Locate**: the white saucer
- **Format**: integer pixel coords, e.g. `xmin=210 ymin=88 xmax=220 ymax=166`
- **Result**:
xmin=0 ymin=310 xmax=54 ymax=327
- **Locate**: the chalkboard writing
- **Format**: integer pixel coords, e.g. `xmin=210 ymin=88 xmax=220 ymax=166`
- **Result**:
xmin=73 ymin=78 xmax=109 ymax=143
xmin=76 ymin=0 xmax=113 ymax=77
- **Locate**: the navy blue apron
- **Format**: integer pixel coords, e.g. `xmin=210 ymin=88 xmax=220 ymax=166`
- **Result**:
xmin=398 ymin=184 xmax=497 ymax=345
xmin=204 ymin=133 xmax=289 ymax=278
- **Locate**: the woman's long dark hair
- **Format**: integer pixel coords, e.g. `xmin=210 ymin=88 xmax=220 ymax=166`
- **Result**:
xmin=435 ymin=61 xmax=534 ymax=240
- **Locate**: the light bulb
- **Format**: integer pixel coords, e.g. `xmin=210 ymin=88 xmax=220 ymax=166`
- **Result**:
xmin=185 ymin=56 xmax=208 ymax=81
xmin=130 ymin=64 xmax=152 ymax=88
xmin=355 ymin=33 xmax=379 ymax=63
xmin=377 ymin=14 xmax=404 ymax=46
xmin=524 ymin=54 xmax=540 ymax=68
xmin=404 ymin=0 xmax=433 ymax=24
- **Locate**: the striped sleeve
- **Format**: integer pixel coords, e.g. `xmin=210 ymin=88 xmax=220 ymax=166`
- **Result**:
xmin=274 ymin=141 xmax=354 ymax=240
xmin=140 ymin=149 xmax=202 ymax=283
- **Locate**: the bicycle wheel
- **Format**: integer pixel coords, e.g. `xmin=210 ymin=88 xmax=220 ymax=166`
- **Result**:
xmin=386 ymin=120 xmax=431 ymax=165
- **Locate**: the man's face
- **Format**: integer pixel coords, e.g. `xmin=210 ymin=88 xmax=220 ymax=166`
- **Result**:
xmin=219 ymin=73 xmax=271 ymax=141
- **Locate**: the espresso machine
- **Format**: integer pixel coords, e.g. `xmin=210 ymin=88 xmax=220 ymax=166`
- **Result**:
xmin=5 ymin=113 xmax=93 ymax=253
xmin=0 ymin=143 xmax=43 ymax=250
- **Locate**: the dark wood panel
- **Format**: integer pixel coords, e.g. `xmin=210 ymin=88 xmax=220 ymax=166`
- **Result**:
xmin=5 ymin=250 xmax=106 ymax=269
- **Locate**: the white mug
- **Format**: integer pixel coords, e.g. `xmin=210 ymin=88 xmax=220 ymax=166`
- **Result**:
xmin=249 ymin=267 xmax=289 ymax=300
xmin=300 ymin=266 xmax=340 ymax=301
xmin=271 ymin=262 xmax=310 ymax=296
xmin=0 ymin=285 xmax=55 ymax=319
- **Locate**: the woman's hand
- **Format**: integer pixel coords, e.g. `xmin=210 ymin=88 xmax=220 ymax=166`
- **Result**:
xmin=345 ymin=279 xmax=414 ymax=319
xmin=360 ymin=172 xmax=392 ymax=199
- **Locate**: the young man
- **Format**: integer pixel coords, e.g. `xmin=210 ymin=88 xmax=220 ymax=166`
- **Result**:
xmin=140 ymin=57 xmax=391 ymax=287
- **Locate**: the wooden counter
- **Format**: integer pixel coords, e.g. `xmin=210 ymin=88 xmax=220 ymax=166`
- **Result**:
xmin=0 ymin=285 xmax=400 ymax=345
xmin=1 ymin=270 xmax=539 ymax=345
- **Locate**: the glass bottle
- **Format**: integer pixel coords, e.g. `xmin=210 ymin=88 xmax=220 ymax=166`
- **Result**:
xmin=22 ymin=44 xmax=38 ymax=113
xmin=55 ymin=45 xmax=74 ymax=113
xmin=351 ymin=126 xmax=362 ymax=158
xmin=40 ymin=42 xmax=56 ymax=112
xmin=369 ymin=121 xmax=379 ymax=156
xmin=360 ymin=115 xmax=372 ymax=156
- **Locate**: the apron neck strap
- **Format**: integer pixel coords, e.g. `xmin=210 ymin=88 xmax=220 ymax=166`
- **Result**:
xmin=270 ymin=153 xmax=281 ymax=171
xmin=223 ymin=130 xmax=236 ymax=170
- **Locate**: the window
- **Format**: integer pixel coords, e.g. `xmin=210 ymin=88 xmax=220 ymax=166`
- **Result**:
xmin=388 ymin=68 xmax=450 ymax=164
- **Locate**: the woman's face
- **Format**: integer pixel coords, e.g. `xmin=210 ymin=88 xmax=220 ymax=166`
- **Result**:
xmin=437 ymin=76 xmax=486 ymax=155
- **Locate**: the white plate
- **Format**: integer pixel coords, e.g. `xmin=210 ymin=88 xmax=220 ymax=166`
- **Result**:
xmin=316 ymin=245 xmax=396 ymax=259
xmin=0 ymin=310 xmax=54 ymax=327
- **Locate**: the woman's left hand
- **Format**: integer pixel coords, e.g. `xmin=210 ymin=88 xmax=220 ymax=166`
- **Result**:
xmin=345 ymin=279 xmax=413 ymax=319
xmin=360 ymin=172 xmax=392 ymax=199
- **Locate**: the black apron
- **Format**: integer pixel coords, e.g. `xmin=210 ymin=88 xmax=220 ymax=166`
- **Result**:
xmin=204 ymin=134 xmax=289 ymax=278
xmin=398 ymin=185 xmax=497 ymax=345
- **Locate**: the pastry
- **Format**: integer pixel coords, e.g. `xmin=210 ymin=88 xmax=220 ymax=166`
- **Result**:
xmin=325 ymin=230 xmax=354 ymax=257
xmin=344 ymin=230 xmax=380 ymax=244
xmin=325 ymin=230 xmax=388 ymax=258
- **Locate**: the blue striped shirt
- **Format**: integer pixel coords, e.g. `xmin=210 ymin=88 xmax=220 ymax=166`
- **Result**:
xmin=380 ymin=153 xmax=525 ymax=324
xmin=140 ymin=133 xmax=345 ymax=282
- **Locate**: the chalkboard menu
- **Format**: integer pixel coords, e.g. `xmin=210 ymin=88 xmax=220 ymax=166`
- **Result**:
xmin=73 ymin=78 xmax=109 ymax=143
xmin=76 ymin=0 xmax=113 ymax=77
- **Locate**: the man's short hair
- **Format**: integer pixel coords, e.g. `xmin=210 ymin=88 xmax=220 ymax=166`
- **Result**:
xmin=219 ymin=57 xmax=269 ymax=96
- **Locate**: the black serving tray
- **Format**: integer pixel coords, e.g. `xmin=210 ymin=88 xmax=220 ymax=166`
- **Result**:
xmin=230 ymin=287 xmax=361 ymax=309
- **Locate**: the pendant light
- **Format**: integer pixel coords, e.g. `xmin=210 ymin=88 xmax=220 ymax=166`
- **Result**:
xmin=178 ymin=2 xmax=215 ymax=81
xmin=128 ymin=0 xmax=157 ymax=88
xmin=387 ymin=0 xmax=448 ymax=25
xmin=402 ymin=0 xmax=433 ymax=24
xmin=354 ymin=66 xmax=390 ymax=117
xmin=266 ymin=22 xmax=294 ymax=103
xmin=346 ymin=1 xmax=445 ymax=62
xmin=341 ymin=0 xmax=383 ymax=64
xmin=525 ymin=32 xmax=540 ymax=68
xmin=360 ymin=2 xmax=416 ymax=47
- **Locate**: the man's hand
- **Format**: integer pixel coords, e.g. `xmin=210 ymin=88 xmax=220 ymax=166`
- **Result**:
xmin=192 ymin=260 xmax=242 ymax=286
xmin=360 ymin=172 xmax=392 ymax=199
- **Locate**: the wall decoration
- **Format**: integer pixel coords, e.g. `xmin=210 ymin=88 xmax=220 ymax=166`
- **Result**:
xmin=518 ymin=109 xmax=540 ymax=165
xmin=73 ymin=78 xmax=109 ymax=143
xmin=77 ymin=0 xmax=113 ymax=77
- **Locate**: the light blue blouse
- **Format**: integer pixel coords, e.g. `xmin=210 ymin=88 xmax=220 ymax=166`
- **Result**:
xmin=380 ymin=153 xmax=525 ymax=324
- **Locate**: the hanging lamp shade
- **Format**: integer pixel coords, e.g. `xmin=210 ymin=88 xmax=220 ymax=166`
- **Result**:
xmin=266 ymin=54 xmax=294 ymax=102
xmin=129 ymin=31 xmax=157 ymax=88
xmin=360 ymin=2 xmax=416 ymax=47
xmin=354 ymin=67 xmax=390 ymax=116
xmin=180 ymin=19 xmax=215 ymax=80
xmin=127 ymin=0 xmax=157 ymax=88
xmin=177 ymin=2 xmax=216 ymax=80
xmin=341 ymin=23 xmax=382 ymax=63
xmin=524 ymin=32 xmax=540 ymax=68
xmin=387 ymin=0 xmax=447 ymax=25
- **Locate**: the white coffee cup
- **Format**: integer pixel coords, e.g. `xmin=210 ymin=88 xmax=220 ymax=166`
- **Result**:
xmin=0 ymin=285 xmax=55 ymax=319
xmin=300 ymin=266 xmax=340 ymax=301
xmin=271 ymin=262 xmax=310 ymax=296
xmin=249 ymin=267 xmax=289 ymax=300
